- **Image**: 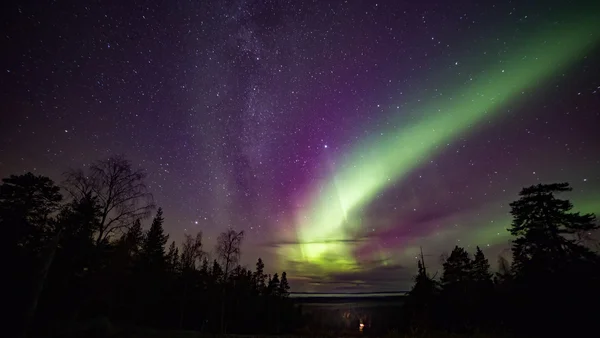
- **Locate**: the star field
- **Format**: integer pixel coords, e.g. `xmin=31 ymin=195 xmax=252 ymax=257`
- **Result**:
xmin=1 ymin=0 xmax=599 ymax=292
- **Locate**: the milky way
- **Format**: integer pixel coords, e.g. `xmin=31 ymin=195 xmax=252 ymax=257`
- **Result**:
xmin=2 ymin=0 xmax=599 ymax=292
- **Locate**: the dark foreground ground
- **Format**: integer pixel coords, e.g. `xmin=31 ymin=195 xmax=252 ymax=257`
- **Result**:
xmin=44 ymin=293 xmax=514 ymax=338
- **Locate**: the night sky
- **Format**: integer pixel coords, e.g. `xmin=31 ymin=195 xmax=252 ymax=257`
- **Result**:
xmin=2 ymin=0 xmax=599 ymax=292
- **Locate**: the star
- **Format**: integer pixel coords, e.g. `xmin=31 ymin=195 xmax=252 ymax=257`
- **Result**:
xmin=2 ymin=0 xmax=598 ymax=294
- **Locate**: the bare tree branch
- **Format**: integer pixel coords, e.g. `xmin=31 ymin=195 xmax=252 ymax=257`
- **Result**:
xmin=215 ymin=228 xmax=245 ymax=279
xmin=180 ymin=232 xmax=205 ymax=271
xmin=63 ymin=155 xmax=155 ymax=245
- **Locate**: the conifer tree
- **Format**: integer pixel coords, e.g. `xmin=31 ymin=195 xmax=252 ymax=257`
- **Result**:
xmin=441 ymin=246 xmax=472 ymax=286
xmin=509 ymin=182 xmax=599 ymax=274
xmin=141 ymin=207 xmax=169 ymax=268
xmin=508 ymin=183 xmax=600 ymax=336
xmin=254 ymin=258 xmax=266 ymax=294
xmin=1 ymin=173 xmax=63 ymax=252
xmin=267 ymin=273 xmax=280 ymax=296
xmin=440 ymin=246 xmax=473 ymax=332
xmin=278 ymin=272 xmax=290 ymax=297
xmin=471 ymin=246 xmax=493 ymax=283
xmin=137 ymin=208 xmax=169 ymax=326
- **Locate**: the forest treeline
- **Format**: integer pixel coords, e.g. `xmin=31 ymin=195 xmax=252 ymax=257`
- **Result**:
xmin=4 ymin=156 xmax=299 ymax=337
xmin=402 ymin=182 xmax=600 ymax=337
xmin=4 ymin=154 xmax=600 ymax=337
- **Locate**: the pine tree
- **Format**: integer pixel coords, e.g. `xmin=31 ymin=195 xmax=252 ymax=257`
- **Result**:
xmin=278 ymin=272 xmax=290 ymax=297
xmin=1 ymin=173 xmax=63 ymax=336
xmin=1 ymin=173 xmax=63 ymax=252
xmin=440 ymin=246 xmax=473 ymax=332
xmin=441 ymin=246 xmax=472 ymax=286
xmin=469 ymin=247 xmax=494 ymax=330
xmin=509 ymin=182 xmax=599 ymax=274
xmin=508 ymin=183 xmax=600 ymax=336
xmin=141 ymin=207 xmax=169 ymax=268
xmin=254 ymin=258 xmax=266 ymax=294
xmin=267 ymin=273 xmax=280 ymax=296
xmin=138 ymin=208 xmax=169 ymax=326
xmin=471 ymin=247 xmax=493 ymax=283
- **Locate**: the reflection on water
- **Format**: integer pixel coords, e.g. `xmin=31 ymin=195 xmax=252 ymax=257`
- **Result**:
xmin=292 ymin=293 xmax=406 ymax=334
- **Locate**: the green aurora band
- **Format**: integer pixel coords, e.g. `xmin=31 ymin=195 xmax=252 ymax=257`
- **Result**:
xmin=280 ymin=13 xmax=600 ymax=275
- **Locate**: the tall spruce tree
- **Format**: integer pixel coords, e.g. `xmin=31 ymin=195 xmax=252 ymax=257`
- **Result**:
xmin=141 ymin=207 xmax=169 ymax=268
xmin=267 ymin=273 xmax=280 ymax=296
xmin=471 ymin=246 xmax=493 ymax=283
xmin=138 ymin=208 xmax=169 ymax=326
xmin=440 ymin=246 xmax=473 ymax=332
xmin=470 ymin=247 xmax=493 ymax=330
xmin=254 ymin=258 xmax=266 ymax=294
xmin=278 ymin=272 xmax=290 ymax=297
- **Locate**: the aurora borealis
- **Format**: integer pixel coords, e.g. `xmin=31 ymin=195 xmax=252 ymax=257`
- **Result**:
xmin=284 ymin=11 xmax=600 ymax=278
xmin=2 ymin=0 xmax=600 ymax=292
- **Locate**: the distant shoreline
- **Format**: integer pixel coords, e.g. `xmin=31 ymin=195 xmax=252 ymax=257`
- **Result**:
xmin=290 ymin=291 xmax=409 ymax=298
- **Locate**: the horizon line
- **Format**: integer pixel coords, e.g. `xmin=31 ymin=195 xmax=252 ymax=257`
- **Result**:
xmin=290 ymin=291 xmax=409 ymax=298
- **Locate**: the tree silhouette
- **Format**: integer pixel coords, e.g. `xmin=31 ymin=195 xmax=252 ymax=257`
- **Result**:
xmin=471 ymin=246 xmax=493 ymax=283
xmin=180 ymin=232 xmax=204 ymax=271
xmin=122 ymin=219 xmax=144 ymax=257
xmin=63 ymin=155 xmax=155 ymax=245
xmin=440 ymin=246 xmax=473 ymax=332
xmin=215 ymin=229 xmax=244 ymax=333
xmin=404 ymin=250 xmax=439 ymax=331
xmin=140 ymin=208 xmax=169 ymax=268
xmin=508 ymin=182 xmax=600 ymax=336
xmin=137 ymin=208 xmax=169 ymax=324
xmin=470 ymin=247 xmax=493 ymax=329
xmin=441 ymin=246 xmax=471 ymax=285
xmin=2 ymin=160 xmax=302 ymax=336
xmin=268 ymin=273 xmax=280 ymax=296
xmin=278 ymin=271 xmax=290 ymax=297
xmin=178 ymin=232 xmax=204 ymax=329
xmin=216 ymin=229 xmax=245 ymax=279
xmin=166 ymin=241 xmax=180 ymax=273
xmin=1 ymin=173 xmax=62 ymax=252
xmin=509 ymin=182 xmax=599 ymax=274
xmin=254 ymin=257 xmax=266 ymax=294
xmin=1 ymin=173 xmax=63 ymax=336
xmin=494 ymin=254 xmax=512 ymax=284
